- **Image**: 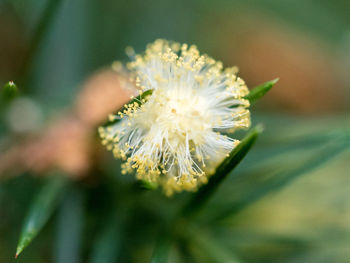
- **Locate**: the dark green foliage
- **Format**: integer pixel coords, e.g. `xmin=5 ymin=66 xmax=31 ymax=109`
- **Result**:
xmin=213 ymin=136 xmax=350 ymax=221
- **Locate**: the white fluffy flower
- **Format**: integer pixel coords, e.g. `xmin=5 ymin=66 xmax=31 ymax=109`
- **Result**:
xmin=99 ymin=40 xmax=250 ymax=195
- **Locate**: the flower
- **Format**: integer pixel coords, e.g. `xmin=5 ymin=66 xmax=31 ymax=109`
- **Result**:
xmin=99 ymin=39 xmax=250 ymax=195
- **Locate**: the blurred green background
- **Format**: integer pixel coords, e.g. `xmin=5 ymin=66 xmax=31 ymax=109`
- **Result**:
xmin=0 ymin=0 xmax=350 ymax=262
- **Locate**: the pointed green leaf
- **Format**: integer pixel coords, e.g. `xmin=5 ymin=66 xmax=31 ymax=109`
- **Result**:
xmin=120 ymin=89 xmax=153 ymax=114
xmin=244 ymin=78 xmax=278 ymax=105
xmin=16 ymin=175 xmax=68 ymax=258
xmin=2 ymin=81 xmax=18 ymax=101
xmin=103 ymin=89 xmax=153 ymax=126
xmin=181 ymin=125 xmax=263 ymax=217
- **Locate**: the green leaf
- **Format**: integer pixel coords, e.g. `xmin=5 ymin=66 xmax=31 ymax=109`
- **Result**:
xmin=16 ymin=175 xmax=68 ymax=258
xmin=120 ymin=89 xmax=153 ymax=114
xmin=2 ymin=81 xmax=18 ymax=101
xmin=91 ymin=217 xmax=121 ymax=263
xmin=244 ymin=78 xmax=279 ymax=105
xmin=214 ymin=137 xmax=350 ymax=221
xmin=181 ymin=125 xmax=263 ymax=217
xmin=104 ymin=89 xmax=153 ymax=126
xmin=137 ymin=179 xmax=158 ymax=190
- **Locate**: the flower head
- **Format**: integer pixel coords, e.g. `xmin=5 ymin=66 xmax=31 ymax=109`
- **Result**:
xmin=99 ymin=39 xmax=250 ymax=195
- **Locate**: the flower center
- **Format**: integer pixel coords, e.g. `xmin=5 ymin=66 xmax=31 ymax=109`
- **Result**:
xmin=135 ymin=88 xmax=212 ymax=149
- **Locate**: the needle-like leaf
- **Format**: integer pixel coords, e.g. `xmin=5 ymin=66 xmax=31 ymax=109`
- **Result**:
xmin=1 ymin=81 xmax=18 ymax=101
xmin=103 ymin=89 xmax=153 ymax=126
xmin=244 ymin=78 xmax=279 ymax=105
xmin=16 ymin=175 xmax=68 ymax=258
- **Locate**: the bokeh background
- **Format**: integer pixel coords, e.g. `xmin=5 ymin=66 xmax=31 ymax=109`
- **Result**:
xmin=0 ymin=0 xmax=350 ymax=262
